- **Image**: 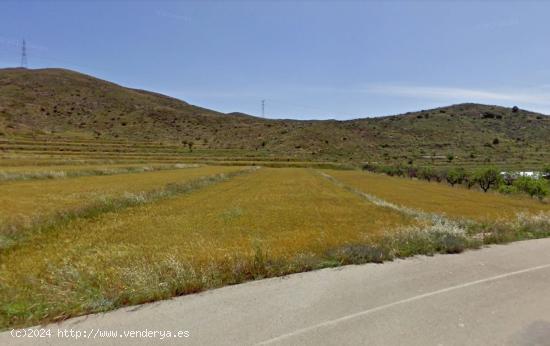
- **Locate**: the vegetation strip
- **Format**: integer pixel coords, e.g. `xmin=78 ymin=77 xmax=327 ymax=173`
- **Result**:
xmin=363 ymin=163 xmax=550 ymax=201
xmin=0 ymin=167 xmax=257 ymax=251
xmin=0 ymin=163 xmax=200 ymax=182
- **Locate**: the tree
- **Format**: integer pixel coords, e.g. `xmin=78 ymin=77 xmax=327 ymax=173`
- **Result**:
xmin=381 ymin=166 xmax=401 ymax=177
xmin=445 ymin=167 xmax=466 ymax=187
xmin=187 ymin=141 xmax=194 ymax=152
xmin=419 ymin=167 xmax=435 ymax=182
xmin=474 ymin=167 xmax=500 ymax=192
xmin=464 ymin=175 xmax=476 ymax=189
xmin=406 ymin=166 xmax=418 ymax=179
xmin=500 ymin=172 xmax=515 ymax=186
xmin=513 ymin=177 xmax=549 ymax=201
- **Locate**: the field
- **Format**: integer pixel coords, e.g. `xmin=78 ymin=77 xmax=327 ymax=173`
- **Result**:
xmin=1 ymin=164 xmax=550 ymax=329
xmin=0 ymin=165 xmax=244 ymax=244
xmin=325 ymin=170 xmax=550 ymax=222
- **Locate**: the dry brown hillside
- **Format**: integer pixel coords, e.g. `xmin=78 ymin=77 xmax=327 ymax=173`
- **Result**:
xmin=1 ymin=68 xmax=549 ymax=168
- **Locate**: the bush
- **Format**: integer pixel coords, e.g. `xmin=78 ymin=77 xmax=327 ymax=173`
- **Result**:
xmin=381 ymin=166 xmax=400 ymax=176
xmin=513 ymin=177 xmax=549 ymax=200
xmin=362 ymin=163 xmax=378 ymax=172
xmin=447 ymin=154 xmax=454 ymax=162
xmin=328 ymin=244 xmax=391 ymax=264
xmin=498 ymin=184 xmax=517 ymax=194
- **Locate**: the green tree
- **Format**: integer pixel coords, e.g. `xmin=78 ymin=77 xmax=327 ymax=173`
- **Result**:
xmin=445 ymin=167 xmax=466 ymax=187
xmin=474 ymin=167 xmax=500 ymax=192
xmin=464 ymin=175 xmax=476 ymax=189
xmin=513 ymin=177 xmax=549 ymax=201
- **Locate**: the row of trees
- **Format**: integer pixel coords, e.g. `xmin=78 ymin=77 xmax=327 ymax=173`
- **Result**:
xmin=362 ymin=164 xmax=550 ymax=200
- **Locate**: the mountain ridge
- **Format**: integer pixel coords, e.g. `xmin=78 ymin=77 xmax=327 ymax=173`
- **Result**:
xmin=1 ymin=67 xmax=549 ymax=166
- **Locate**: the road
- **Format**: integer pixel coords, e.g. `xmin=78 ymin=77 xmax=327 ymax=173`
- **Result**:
xmin=3 ymin=238 xmax=550 ymax=345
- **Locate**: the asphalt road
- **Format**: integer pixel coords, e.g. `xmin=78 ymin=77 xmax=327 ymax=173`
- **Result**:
xmin=3 ymin=238 xmax=550 ymax=346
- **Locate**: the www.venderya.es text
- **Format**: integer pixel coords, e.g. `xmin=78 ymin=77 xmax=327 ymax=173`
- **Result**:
xmin=10 ymin=328 xmax=190 ymax=340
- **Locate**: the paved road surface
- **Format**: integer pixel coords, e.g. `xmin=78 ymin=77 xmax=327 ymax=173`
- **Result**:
xmin=3 ymin=238 xmax=550 ymax=345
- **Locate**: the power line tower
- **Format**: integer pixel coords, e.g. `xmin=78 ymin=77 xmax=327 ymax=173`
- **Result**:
xmin=20 ymin=39 xmax=28 ymax=68
xmin=261 ymin=99 xmax=265 ymax=117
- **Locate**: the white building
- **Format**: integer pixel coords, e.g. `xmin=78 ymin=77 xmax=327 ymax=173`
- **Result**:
xmin=500 ymin=171 xmax=549 ymax=180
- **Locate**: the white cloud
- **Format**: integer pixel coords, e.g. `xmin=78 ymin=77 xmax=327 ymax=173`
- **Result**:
xmin=364 ymin=84 xmax=550 ymax=107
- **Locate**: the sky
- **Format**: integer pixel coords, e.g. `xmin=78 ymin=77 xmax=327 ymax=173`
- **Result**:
xmin=1 ymin=0 xmax=550 ymax=119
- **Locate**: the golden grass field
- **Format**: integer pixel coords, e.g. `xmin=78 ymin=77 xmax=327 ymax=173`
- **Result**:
xmin=0 ymin=165 xmax=241 ymax=234
xmin=1 ymin=165 xmax=549 ymax=329
xmin=325 ymin=170 xmax=550 ymax=222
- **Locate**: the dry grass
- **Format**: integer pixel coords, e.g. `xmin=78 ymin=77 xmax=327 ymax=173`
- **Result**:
xmin=0 ymin=165 xmax=242 ymax=235
xmin=0 ymin=163 xmax=199 ymax=182
xmin=2 ymin=167 xmax=550 ymax=330
xmin=325 ymin=170 xmax=550 ymax=222
xmin=0 ymin=168 xmax=416 ymax=328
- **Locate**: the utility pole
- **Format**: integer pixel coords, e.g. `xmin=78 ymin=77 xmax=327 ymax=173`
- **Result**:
xmin=20 ymin=39 xmax=27 ymax=68
xmin=261 ymin=99 xmax=265 ymax=118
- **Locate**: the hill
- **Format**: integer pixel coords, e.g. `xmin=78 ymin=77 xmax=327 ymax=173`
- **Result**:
xmin=1 ymin=68 xmax=549 ymax=168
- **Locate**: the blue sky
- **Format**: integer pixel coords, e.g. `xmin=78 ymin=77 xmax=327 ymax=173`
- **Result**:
xmin=1 ymin=1 xmax=550 ymax=119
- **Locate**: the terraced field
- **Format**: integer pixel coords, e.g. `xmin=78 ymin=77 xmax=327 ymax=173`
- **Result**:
xmin=0 ymin=136 xmax=345 ymax=169
xmin=0 ymin=163 xmax=201 ymax=182
xmin=1 ymin=165 xmax=549 ymax=329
